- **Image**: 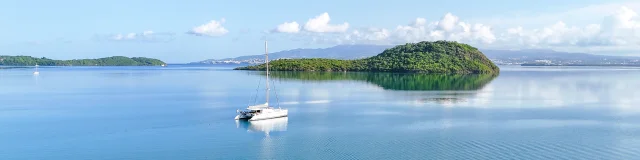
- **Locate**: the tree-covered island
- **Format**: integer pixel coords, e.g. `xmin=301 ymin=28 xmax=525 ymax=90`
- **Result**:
xmin=0 ymin=56 xmax=166 ymax=66
xmin=235 ymin=41 xmax=500 ymax=74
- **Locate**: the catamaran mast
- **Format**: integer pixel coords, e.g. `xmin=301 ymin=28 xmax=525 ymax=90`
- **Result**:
xmin=265 ymin=40 xmax=269 ymax=105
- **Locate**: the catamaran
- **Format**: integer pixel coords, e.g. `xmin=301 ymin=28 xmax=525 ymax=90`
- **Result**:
xmin=235 ymin=41 xmax=288 ymax=121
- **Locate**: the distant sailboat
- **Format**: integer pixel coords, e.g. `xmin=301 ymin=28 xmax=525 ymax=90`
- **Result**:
xmin=33 ymin=64 xmax=39 ymax=75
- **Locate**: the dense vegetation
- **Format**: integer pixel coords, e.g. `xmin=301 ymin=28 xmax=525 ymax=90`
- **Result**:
xmin=256 ymin=71 xmax=497 ymax=91
xmin=236 ymin=41 xmax=500 ymax=74
xmin=0 ymin=56 xmax=166 ymax=66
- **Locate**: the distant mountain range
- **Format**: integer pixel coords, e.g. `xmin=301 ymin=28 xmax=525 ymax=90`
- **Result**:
xmin=482 ymin=49 xmax=640 ymax=66
xmin=192 ymin=45 xmax=392 ymax=64
xmin=191 ymin=44 xmax=640 ymax=66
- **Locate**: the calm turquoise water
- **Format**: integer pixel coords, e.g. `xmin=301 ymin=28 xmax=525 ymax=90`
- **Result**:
xmin=1 ymin=65 xmax=639 ymax=159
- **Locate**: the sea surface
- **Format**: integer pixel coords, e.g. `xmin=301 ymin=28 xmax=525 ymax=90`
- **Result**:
xmin=1 ymin=65 xmax=639 ymax=159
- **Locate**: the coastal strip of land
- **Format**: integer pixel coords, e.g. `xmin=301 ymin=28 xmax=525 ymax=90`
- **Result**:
xmin=0 ymin=56 xmax=166 ymax=66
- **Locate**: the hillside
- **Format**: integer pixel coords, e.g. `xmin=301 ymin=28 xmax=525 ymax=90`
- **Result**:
xmin=191 ymin=44 xmax=392 ymax=64
xmin=235 ymin=41 xmax=500 ymax=74
xmin=0 ymin=56 xmax=166 ymax=66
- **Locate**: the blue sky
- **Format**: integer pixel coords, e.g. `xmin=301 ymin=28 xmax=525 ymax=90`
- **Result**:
xmin=1 ymin=0 xmax=639 ymax=63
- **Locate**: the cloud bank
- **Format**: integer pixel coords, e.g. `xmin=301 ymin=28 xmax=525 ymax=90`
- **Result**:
xmin=105 ymin=30 xmax=175 ymax=42
xmin=271 ymin=12 xmax=349 ymax=34
xmin=502 ymin=7 xmax=640 ymax=47
xmin=273 ymin=21 xmax=300 ymax=33
xmin=273 ymin=6 xmax=640 ymax=54
xmin=303 ymin=12 xmax=349 ymax=33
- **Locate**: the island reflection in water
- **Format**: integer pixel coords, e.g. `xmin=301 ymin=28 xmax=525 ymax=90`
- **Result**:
xmin=257 ymin=71 xmax=497 ymax=91
xmin=250 ymin=71 xmax=497 ymax=105
xmin=236 ymin=117 xmax=289 ymax=136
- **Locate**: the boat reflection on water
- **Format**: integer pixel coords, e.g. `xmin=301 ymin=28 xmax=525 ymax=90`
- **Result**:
xmin=236 ymin=117 xmax=288 ymax=136
xmin=236 ymin=117 xmax=288 ymax=159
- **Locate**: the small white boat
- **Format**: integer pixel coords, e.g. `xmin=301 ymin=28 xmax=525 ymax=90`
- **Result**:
xmin=33 ymin=64 xmax=39 ymax=75
xmin=235 ymin=40 xmax=288 ymax=121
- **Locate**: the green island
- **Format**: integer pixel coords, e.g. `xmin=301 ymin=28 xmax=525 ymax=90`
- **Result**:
xmin=0 ymin=56 xmax=166 ymax=66
xmin=235 ymin=41 xmax=500 ymax=74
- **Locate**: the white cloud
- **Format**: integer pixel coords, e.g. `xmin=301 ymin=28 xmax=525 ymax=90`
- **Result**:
xmin=106 ymin=30 xmax=174 ymax=42
xmin=110 ymin=32 xmax=141 ymax=40
xmin=273 ymin=21 xmax=300 ymax=33
xmin=438 ymin=13 xmax=459 ymax=32
xmin=303 ymin=12 xmax=349 ymax=33
xmin=335 ymin=28 xmax=392 ymax=45
xmin=187 ymin=19 xmax=228 ymax=37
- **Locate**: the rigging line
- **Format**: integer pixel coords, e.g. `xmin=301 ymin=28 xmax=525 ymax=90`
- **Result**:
xmin=250 ymin=77 xmax=261 ymax=106
xmin=271 ymin=78 xmax=281 ymax=107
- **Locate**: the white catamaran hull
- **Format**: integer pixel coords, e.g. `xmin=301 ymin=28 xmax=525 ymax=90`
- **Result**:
xmin=249 ymin=109 xmax=288 ymax=121
xmin=235 ymin=109 xmax=288 ymax=121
